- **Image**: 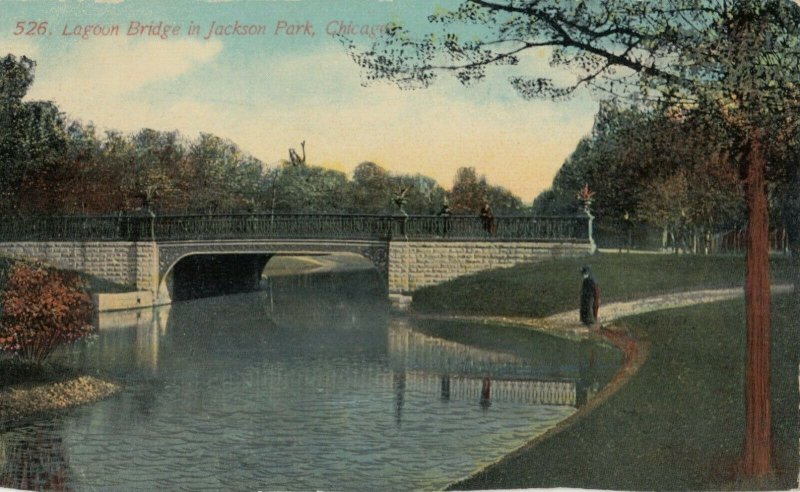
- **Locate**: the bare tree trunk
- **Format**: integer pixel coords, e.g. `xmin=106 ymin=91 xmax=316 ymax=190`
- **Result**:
xmin=741 ymin=129 xmax=772 ymax=477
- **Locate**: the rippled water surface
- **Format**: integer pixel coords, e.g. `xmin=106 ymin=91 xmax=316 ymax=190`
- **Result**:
xmin=1 ymin=271 xmax=621 ymax=491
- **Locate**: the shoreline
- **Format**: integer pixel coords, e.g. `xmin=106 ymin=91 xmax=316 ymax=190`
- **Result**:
xmin=415 ymin=285 xmax=794 ymax=490
xmin=438 ymin=319 xmax=648 ymax=490
xmin=449 ymin=326 xmax=647 ymax=489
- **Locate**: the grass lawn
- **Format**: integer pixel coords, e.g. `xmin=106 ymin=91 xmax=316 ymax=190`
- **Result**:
xmin=451 ymin=295 xmax=800 ymax=491
xmin=412 ymin=253 xmax=794 ymax=317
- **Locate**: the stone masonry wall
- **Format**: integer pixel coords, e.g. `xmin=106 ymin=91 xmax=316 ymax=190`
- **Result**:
xmin=0 ymin=242 xmax=157 ymax=292
xmin=387 ymin=241 xmax=593 ymax=294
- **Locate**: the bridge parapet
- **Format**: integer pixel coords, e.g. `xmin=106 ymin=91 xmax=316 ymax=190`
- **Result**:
xmin=0 ymin=213 xmax=590 ymax=242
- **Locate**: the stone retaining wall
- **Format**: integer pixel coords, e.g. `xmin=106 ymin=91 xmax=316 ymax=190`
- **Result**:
xmin=0 ymin=239 xmax=593 ymax=303
xmin=387 ymin=241 xmax=593 ymax=294
xmin=0 ymin=241 xmax=157 ymax=291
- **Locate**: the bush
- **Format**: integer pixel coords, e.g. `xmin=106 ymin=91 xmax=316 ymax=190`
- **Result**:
xmin=0 ymin=262 xmax=94 ymax=363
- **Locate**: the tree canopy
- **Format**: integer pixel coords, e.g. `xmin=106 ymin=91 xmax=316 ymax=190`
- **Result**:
xmin=0 ymin=53 xmax=525 ymax=216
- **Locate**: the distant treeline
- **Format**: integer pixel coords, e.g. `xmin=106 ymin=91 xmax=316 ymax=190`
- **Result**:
xmin=532 ymin=102 xmax=800 ymax=252
xmin=0 ymin=54 xmax=526 ymax=217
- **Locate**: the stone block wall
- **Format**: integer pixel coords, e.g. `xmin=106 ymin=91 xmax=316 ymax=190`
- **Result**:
xmin=0 ymin=239 xmax=593 ymax=303
xmin=387 ymin=241 xmax=593 ymax=294
xmin=0 ymin=241 xmax=157 ymax=292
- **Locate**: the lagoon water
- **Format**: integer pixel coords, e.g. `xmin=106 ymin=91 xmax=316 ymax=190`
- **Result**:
xmin=0 ymin=271 xmax=620 ymax=491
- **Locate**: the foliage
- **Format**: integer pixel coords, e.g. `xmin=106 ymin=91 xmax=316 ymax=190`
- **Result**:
xmin=0 ymin=262 xmax=94 ymax=363
xmin=0 ymin=55 xmax=67 ymax=213
xmin=448 ymin=166 xmax=524 ymax=214
xmin=537 ymin=104 xmax=745 ymax=240
xmin=1 ymin=52 xmax=527 ymax=216
xmin=448 ymin=167 xmax=486 ymax=213
xmin=349 ymin=161 xmax=392 ymax=212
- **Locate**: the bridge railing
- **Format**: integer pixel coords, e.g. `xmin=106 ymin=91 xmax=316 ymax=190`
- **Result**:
xmin=0 ymin=213 xmax=590 ymax=242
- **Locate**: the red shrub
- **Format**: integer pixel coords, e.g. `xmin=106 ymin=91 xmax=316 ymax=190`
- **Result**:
xmin=0 ymin=262 xmax=94 ymax=363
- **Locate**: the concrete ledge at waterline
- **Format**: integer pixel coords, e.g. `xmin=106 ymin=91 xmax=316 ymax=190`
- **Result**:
xmin=92 ymin=291 xmax=154 ymax=312
xmin=96 ymin=305 xmax=155 ymax=330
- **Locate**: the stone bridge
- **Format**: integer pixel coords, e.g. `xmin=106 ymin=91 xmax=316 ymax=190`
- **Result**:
xmin=0 ymin=213 xmax=594 ymax=308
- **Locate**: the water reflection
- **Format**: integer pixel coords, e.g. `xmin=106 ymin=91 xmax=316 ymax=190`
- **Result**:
xmin=0 ymin=420 xmax=73 ymax=491
xmin=29 ymin=271 xmax=621 ymax=491
xmin=84 ymin=304 xmax=606 ymax=411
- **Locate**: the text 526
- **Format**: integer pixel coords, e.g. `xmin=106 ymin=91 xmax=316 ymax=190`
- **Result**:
xmin=13 ymin=21 xmax=48 ymax=36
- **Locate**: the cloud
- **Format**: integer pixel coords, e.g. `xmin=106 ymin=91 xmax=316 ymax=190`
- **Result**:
xmin=29 ymin=37 xmax=222 ymax=103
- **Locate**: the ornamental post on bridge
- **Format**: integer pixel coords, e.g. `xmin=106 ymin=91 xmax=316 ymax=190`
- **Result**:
xmin=393 ymin=188 xmax=409 ymax=240
xmin=578 ymin=184 xmax=596 ymax=253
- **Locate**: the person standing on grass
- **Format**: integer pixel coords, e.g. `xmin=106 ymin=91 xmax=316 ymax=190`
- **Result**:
xmin=580 ymin=265 xmax=599 ymax=326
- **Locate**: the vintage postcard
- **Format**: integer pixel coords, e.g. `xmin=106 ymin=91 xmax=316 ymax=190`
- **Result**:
xmin=0 ymin=0 xmax=797 ymax=491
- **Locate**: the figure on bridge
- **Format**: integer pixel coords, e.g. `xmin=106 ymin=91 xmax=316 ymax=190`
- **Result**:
xmin=437 ymin=202 xmax=451 ymax=237
xmin=479 ymin=202 xmax=495 ymax=235
xmin=580 ymin=265 xmax=599 ymax=326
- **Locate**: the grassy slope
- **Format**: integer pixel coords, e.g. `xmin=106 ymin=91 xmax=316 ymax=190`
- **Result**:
xmin=413 ymin=253 xmax=793 ymax=317
xmin=453 ymin=296 xmax=799 ymax=490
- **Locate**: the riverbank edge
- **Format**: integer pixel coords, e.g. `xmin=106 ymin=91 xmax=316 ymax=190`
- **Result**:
xmin=0 ymin=374 xmax=122 ymax=423
xmin=420 ymin=315 xmax=648 ymax=490
xmin=425 ymin=286 xmax=796 ymax=490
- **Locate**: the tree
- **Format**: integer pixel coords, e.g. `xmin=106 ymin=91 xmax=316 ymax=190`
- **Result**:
xmin=0 ymin=263 xmax=94 ymax=363
xmin=544 ymin=105 xmax=745 ymax=251
xmin=449 ymin=166 xmax=487 ymax=213
xmin=349 ymin=0 xmax=800 ymax=477
xmin=392 ymin=174 xmax=447 ymax=214
xmin=0 ymin=55 xmax=67 ymax=213
xmin=182 ymin=133 xmax=263 ymax=212
xmin=349 ymin=161 xmax=392 ymax=212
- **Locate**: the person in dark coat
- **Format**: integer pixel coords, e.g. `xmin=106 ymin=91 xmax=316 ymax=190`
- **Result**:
xmin=479 ymin=202 xmax=495 ymax=235
xmin=580 ymin=265 xmax=600 ymax=326
xmin=437 ymin=203 xmax=451 ymax=237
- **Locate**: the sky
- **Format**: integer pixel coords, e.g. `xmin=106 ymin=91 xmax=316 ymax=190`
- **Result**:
xmin=1 ymin=0 xmax=600 ymax=202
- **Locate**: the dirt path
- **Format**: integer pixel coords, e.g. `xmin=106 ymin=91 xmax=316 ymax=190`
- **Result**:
xmin=545 ymin=284 xmax=794 ymax=326
xmin=416 ymin=284 xmax=794 ymax=340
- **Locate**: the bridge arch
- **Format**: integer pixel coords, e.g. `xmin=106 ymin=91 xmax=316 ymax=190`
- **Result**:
xmin=155 ymin=240 xmax=390 ymax=304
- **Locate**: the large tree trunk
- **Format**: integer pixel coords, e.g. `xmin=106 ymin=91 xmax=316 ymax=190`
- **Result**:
xmin=741 ymin=130 xmax=772 ymax=477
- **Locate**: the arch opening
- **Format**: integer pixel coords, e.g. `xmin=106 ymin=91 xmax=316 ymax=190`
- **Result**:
xmin=168 ymin=253 xmax=272 ymax=302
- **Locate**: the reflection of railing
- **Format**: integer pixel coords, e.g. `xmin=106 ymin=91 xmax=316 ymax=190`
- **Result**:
xmin=405 ymin=372 xmax=576 ymax=406
xmin=388 ymin=320 xmax=584 ymax=383
xmin=0 ymin=213 xmax=590 ymax=242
